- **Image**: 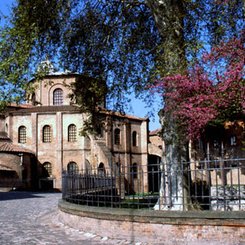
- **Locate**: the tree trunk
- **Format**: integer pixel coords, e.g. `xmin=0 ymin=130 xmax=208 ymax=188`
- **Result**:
xmin=146 ymin=0 xmax=191 ymax=210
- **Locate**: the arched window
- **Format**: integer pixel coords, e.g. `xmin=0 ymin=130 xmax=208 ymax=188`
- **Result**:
xmin=43 ymin=125 xmax=51 ymax=143
xmin=114 ymin=128 xmax=120 ymax=145
xmin=130 ymin=163 xmax=138 ymax=179
xmin=43 ymin=162 xmax=52 ymax=177
xmin=18 ymin=126 xmax=26 ymax=143
xmin=68 ymin=124 xmax=77 ymax=142
xmin=67 ymin=162 xmax=78 ymax=174
xmin=98 ymin=162 xmax=106 ymax=176
xmin=53 ymin=88 xmax=63 ymax=105
xmin=132 ymin=131 xmax=137 ymax=146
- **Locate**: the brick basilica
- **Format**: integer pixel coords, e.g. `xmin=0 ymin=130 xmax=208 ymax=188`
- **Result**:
xmin=0 ymin=71 xmax=162 ymax=191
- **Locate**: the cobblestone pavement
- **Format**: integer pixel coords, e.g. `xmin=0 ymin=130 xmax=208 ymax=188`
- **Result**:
xmin=0 ymin=191 xmax=139 ymax=245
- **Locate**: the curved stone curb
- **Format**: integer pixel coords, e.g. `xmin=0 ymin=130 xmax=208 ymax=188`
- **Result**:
xmin=58 ymin=199 xmax=245 ymax=244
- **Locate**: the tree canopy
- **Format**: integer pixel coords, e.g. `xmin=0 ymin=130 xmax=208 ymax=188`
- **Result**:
xmin=0 ymin=1 xmax=243 ymax=112
xmin=0 ymin=0 xmax=161 ymax=112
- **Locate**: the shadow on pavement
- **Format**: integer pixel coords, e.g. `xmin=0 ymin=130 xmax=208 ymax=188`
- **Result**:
xmin=0 ymin=191 xmax=59 ymax=201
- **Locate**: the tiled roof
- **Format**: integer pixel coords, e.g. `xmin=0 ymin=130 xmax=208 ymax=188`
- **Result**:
xmin=9 ymin=103 xmax=33 ymax=108
xmin=0 ymin=132 xmax=34 ymax=154
xmin=6 ymin=104 xmax=148 ymax=121
xmin=0 ymin=141 xmax=34 ymax=154
xmin=149 ymin=128 xmax=161 ymax=136
xmin=97 ymin=107 xmax=148 ymax=121
xmin=6 ymin=105 xmax=80 ymax=114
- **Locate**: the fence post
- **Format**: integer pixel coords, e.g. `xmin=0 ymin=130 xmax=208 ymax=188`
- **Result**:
xmin=62 ymin=171 xmax=67 ymax=199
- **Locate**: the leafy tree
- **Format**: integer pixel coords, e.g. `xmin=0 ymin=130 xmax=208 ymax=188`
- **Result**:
xmin=0 ymin=0 xmax=243 ymax=210
xmin=0 ymin=0 xmax=161 ymax=110
xmin=152 ymin=34 xmax=245 ymax=140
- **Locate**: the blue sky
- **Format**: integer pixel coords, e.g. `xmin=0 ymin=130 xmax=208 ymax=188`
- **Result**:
xmin=0 ymin=1 xmax=13 ymax=21
xmin=0 ymin=0 xmax=161 ymax=131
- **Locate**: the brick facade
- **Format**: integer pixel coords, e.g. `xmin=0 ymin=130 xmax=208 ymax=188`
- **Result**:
xmin=0 ymin=73 xmax=160 ymax=191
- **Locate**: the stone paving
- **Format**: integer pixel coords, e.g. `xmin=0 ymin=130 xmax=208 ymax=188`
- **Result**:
xmin=0 ymin=191 xmax=141 ymax=245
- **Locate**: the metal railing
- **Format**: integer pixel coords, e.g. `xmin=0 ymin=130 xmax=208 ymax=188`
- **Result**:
xmin=62 ymin=158 xmax=245 ymax=211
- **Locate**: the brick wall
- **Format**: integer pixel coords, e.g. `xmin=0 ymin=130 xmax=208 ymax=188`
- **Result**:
xmin=58 ymin=200 xmax=245 ymax=245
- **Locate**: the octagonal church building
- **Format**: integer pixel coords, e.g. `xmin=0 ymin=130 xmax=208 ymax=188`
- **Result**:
xmin=0 ymin=68 xmax=159 ymax=191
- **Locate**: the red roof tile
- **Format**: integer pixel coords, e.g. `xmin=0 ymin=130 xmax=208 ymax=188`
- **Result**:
xmin=149 ymin=128 xmax=161 ymax=136
xmin=0 ymin=141 xmax=34 ymax=154
xmin=6 ymin=104 xmax=148 ymax=121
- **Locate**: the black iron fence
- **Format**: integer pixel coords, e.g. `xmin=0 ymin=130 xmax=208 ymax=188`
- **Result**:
xmin=62 ymin=158 xmax=245 ymax=211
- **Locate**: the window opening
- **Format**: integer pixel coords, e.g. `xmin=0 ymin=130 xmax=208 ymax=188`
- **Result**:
xmin=132 ymin=131 xmax=137 ymax=146
xmin=18 ymin=126 xmax=26 ymax=143
xmin=53 ymin=88 xmax=63 ymax=105
xmin=67 ymin=162 xmax=78 ymax=174
xmin=114 ymin=128 xmax=120 ymax=145
xmin=43 ymin=125 xmax=51 ymax=143
xmin=68 ymin=124 xmax=77 ymax=142
xmin=43 ymin=162 xmax=52 ymax=177
xmin=98 ymin=162 xmax=106 ymax=176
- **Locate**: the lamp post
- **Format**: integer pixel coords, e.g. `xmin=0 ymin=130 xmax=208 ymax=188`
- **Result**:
xmin=19 ymin=153 xmax=24 ymax=183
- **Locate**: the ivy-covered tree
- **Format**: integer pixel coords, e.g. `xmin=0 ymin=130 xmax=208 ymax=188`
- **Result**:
xmin=0 ymin=0 xmax=243 ymax=210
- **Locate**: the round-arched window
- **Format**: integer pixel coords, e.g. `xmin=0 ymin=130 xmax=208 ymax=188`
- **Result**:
xmin=43 ymin=125 xmax=51 ymax=143
xmin=132 ymin=131 xmax=137 ymax=146
xmin=18 ymin=126 xmax=27 ymax=144
xmin=98 ymin=162 xmax=106 ymax=176
xmin=43 ymin=162 xmax=52 ymax=177
xmin=53 ymin=88 xmax=63 ymax=105
xmin=68 ymin=124 xmax=77 ymax=142
xmin=114 ymin=128 xmax=120 ymax=145
xmin=67 ymin=162 xmax=78 ymax=174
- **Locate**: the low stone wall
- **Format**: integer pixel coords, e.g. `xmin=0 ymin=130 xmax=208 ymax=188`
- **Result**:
xmin=58 ymin=200 xmax=245 ymax=245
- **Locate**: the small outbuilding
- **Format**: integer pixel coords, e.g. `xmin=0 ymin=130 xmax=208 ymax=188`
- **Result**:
xmin=0 ymin=130 xmax=36 ymax=191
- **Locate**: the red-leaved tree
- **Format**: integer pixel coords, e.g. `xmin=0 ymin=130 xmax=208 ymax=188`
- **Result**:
xmin=152 ymin=33 xmax=245 ymax=140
